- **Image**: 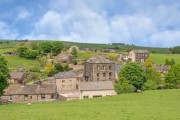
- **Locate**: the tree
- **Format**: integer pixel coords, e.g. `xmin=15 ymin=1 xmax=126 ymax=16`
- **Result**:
xmin=119 ymin=63 xmax=146 ymax=89
xmin=54 ymin=63 xmax=64 ymax=73
xmin=31 ymin=42 xmax=39 ymax=50
xmin=165 ymin=64 xmax=180 ymax=89
xmin=172 ymin=46 xmax=180 ymax=54
xmin=144 ymin=57 xmax=153 ymax=68
xmin=25 ymin=50 xmax=39 ymax=59
xmin=146 ymin=68 xmax=163 ymax=85
xmin=165 ymin=59 xmax=176 ymax=66
xmin=0 ymin=55 xmax=9 ymax=95
xmin=114 ymin=78 xmax=136 ymax=94
xmin=71 ymin=47 xmax=77 ymax=57
xmin=17 ymin=46 xmax=28 ymax=57
xmin=51 ymin=41 xmax=64 ymax=55
xmin=40 ymin=42 xmax=52 ymax=53
xmin=170 ymin=59 xmax=175 ymax=66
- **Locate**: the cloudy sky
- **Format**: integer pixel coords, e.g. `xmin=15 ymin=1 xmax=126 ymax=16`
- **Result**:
xmin=0 ymin=0 xmax=180 ymax=47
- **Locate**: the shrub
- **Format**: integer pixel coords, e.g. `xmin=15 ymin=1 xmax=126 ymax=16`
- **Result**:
xmin=142 ymin=80 xmax=158 ymax=90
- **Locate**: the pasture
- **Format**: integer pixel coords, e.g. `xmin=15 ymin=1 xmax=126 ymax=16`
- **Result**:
xmin=0 ymin=89 xmax=180 ymax=120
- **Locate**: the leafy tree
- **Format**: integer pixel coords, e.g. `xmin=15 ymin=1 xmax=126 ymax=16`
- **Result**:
xmin=25 ymin=50 xmax=39 ymax=59
xmin=115 ymin=78 xmax=136 ymax=94
xmin=165 ymin=64 xmax=180 ymax=89
xmin=40 ymin=41 xmax=64 ymax=54
xmin=0 ymin=55 xmax=9 ymax=95
xmin=165 ymin=59 xmax=176 ymax=66
xmin=45 ymin=63 xmax=55 ymax=76
xmin=171 ymin=59 xmax=175 ymax=66
xmin=119 ymin=63 xmax=146 ymax=89
xmin=172 ymin=46 xmax=180 ymax=54
xmin=54 ymin=63 xmax=64 ymax=73
xmin=17 ymin=46 xmax=28 ymax=57
xmin=71 ymin=47 xmax=77 ymax=57
xmin=51 ymin=41 xmax=64 ymax=55
xmin=40 ymin=42 xmax=52 ymax=53
xmin=146 ymin=68 xmax=163 ymax=85
xmin=144 ymin=57 xmax=153 ymax=68
xmin=142 ymin=80 xmax=157 ymax=90
xmin=31 ymin=42 xmax=39 ymax=50
xmin=63 ymin=64 xmax=71 ymax=71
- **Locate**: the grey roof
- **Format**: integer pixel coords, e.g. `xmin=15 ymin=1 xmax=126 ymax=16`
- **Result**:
xmin=131 ymin=50 xmax=149 ymax=54
xmin=4 ymin=84 xmax=56 ymax=95
xmin=154 ymin=65 xmax=171 ymax=71
xmin=56 ymin=52 xmax=73 ymax=59
xmin=10 ymin=72 xmax=25 ymax=79
xmin=80 ymin=81 xmax=114 ymax=91
xmin=86 ymin=54 xmax=114 ymax=63
xmin=55 ymin=72 xmax=76 ymax=79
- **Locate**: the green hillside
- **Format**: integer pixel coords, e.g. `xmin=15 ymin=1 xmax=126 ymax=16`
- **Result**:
xmin=0 ymin=89 xmax=180 ymax=120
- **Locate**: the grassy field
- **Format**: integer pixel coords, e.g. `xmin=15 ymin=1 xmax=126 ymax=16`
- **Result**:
xmin=150 ymin=53 xmax=180 ymax=65
xmin=77 ymin=52 xmax=119 ymax=59
xmin=0 ymin=89 xmax=180 ymax=120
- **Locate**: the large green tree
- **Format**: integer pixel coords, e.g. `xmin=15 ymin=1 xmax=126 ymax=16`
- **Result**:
xmin=51 ymin=42 xmax=64 ymax=55
xmin=118 ymin=63 xmax=146 ymax=89
xmin=0 ymin=55 xmax=9 ymax=95
xmin=17 ymin=46 xmax=28 ymax=57
xmin=165 ymin=64 xmax=180 ymax=88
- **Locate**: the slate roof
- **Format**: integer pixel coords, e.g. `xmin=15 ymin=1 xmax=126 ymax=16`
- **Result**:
xmin=54 ymin=72 xmax=76 ymax=79
xmin=154 ymin=65 xmax=171 ymax=71
xmin=10 ymin=72 xmax=25 ymax=79
xmin=86 ymin=54 xmax=114 ymax=63
xmin=56 ymin=52 xmax=73 ymax=60
xmin=80 ymin=81 xmax=114 ymax=91
xmin=3 ymin=84 xmax=56 ymax=95
xmin=131 ymin=50 xmax=149 ymax=54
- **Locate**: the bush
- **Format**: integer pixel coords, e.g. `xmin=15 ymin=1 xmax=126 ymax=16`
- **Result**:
xmin=25 ymin=50 xmax=39 ymax=59
xmin=142 ymin=80 xmax=158 ymax=90
xmin=115 ymin=79 xmax=136 ymax=94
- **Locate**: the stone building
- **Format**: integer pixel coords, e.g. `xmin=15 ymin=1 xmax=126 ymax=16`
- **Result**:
xmin=79 ymin=81 xmax=116 ymax=99
xmin=154 ymin=65 xmax=171 ymax=74
xmin=84 ymin=55 xmax=116 ymax=82
xmin=9 ymin=72 xmax=26 ymax=84
xmin=1 ymin=84 xmax=57 ymax=103
xmin=55 ymin=72 xmax=79 ymax=91
xmin=56 ymin=52 xmax=73 ymax=63
xmin=129 ymin=50 xmax=149 ymax=62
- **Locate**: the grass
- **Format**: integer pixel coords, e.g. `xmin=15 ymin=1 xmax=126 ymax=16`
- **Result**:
xmin=0 ymin=89 xmax=180 ymax=120
xmin=77 ymin=52 xmax=119 ymax=59
xmin=150 ymin=53 xmax=180 ymax=65
xmin=4 ymin=56 xmax=39 ymax=70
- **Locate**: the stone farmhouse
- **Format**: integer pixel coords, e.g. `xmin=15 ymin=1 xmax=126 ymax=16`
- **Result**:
xmin=154 ymin=65 xmax=171 ymax=74
xmin=84 ymin=55 xmax=116 ymax=82
xmin=1 ymin=84 xmax=57 ymax=103
xmin=129 ymin=50 xmax=149 ymax=62
xmin=79 ymin=81 xmax=116 ymax=99
xmin=9 ymin=72 xmax=26 ymax=84
xmin=56 ymin=52 xmax=73 ymax=63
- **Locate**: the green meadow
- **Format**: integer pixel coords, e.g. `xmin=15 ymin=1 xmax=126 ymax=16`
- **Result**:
xmin=0 ymin=89 xmax=180 ymax=120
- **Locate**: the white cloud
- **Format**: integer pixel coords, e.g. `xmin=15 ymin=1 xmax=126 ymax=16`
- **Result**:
xmin=21 ymin=0 xmax=180 ymax=47
xmin=0 ymin=21 xmax=18 ymax=39
xmin=16 ymin=8 xmax=32 ymax=20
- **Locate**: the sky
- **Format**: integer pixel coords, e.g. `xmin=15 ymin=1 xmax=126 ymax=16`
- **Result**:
xmin=0 ymin=0 xmax=180 ymax=47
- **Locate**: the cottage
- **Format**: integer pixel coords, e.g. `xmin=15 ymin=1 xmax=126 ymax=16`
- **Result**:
xmin=84 ymin=54 xmax=116 ymax=82
xmin=9 ymin=72 xmax=26 ymax=84
xmin=58 ymin=90 xmax=79 ymax=101
xmin=1 ymin=84 xmax=57 ymax=103
xmin=56 ymin=52 xmax=73 ymax=63
xmin=79 ymin=81 xmax=116 ymax=99
xmin=129 ymin=50 xmax=149 ymax=62
xmin=154 ymin=65 xmax=171 ymax=74
xmin=55 ymin=72 xmax=79 ymax=91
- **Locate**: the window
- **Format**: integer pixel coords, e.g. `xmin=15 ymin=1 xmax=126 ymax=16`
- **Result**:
xmin=83 ymin=96 xmax=89 ymax=99
xmin=51 ymin=94 xmax=54 ymax=99
xmin=62 ymin=80 xmax=65 ymax=83
xmin=24 ymin=95 xmax=28 ymax=101
xmin=41 ymin=94 xmax=45 ymax=100
xmin=97 ymin=78 xmax=99 ymax=80
xmin=103 ymin=73 xmax=106 ymax=77
xmin=9 ymin=96 xmax=13 ymax=101
xmin=97 ymin=65 xmax=99 ymax=70
xmin=103 ymin=65 xmax=105 ymax=70
xmin=97 ymin=73 xmax=99 ymax=77
xmin=109 ymin=72 xmax=112 ymax=77
xmin=93 ymin=95 xmax=102 ymax=98
xmin=109 ymin=65 xmax=111 ymax=69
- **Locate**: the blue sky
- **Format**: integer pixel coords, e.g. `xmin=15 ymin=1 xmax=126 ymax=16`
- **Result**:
xmin=0 ymin=0 xmax=180 ymax=47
